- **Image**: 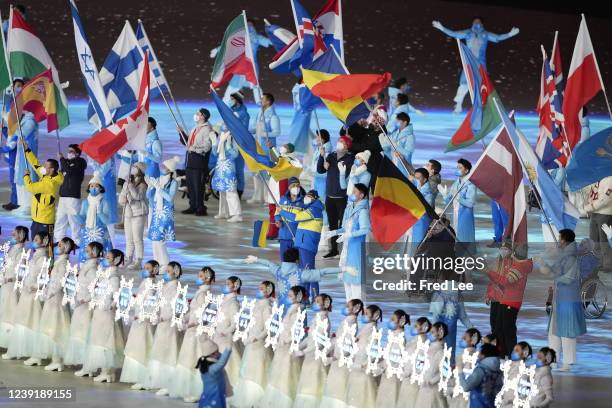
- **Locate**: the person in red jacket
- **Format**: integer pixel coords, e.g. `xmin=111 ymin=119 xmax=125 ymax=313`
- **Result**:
xmin=485 ymin=241 xmax=533 ymax=358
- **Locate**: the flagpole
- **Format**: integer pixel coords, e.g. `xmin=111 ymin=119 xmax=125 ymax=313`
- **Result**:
xmin=166 ymin=87 xmax=188 ymax=130
xmin=55 ymin=129 xmax=61 ymax=154
xmin=153 ymin=74 xmax=187 ymax=145
xmin=1 ymin=8 xmax=25 ymax=144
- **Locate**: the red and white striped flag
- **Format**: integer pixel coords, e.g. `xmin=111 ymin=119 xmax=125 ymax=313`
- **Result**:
xmin=562 ymin=15 xmax=606 ymax=150
xmin=467 ymin=126 xmax=528 ymax=246
xmin=81 ymin=52 xmax=150 ymax=164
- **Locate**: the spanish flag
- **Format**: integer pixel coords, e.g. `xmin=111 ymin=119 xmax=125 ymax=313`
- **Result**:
xmin=371 ymin=156 xmax=437 ymax=250
xmin=7 ymin=68 xmax=58 ymax=135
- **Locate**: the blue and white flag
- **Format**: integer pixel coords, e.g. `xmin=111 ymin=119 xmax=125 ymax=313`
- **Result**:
xmin=566 ymin=127 xmax=612 ymax=191
xmin=494 ymin=100 xmax=580 ymax=231
xmin=88 ymin=21 xmax=144 ymax=125
xmin=70 ymin=0 xmax=112 ymax=129
xmin=135 ymin=19 xmax=168 ymax=98
xmin=264 ymin=18 xmax=296 ymax=52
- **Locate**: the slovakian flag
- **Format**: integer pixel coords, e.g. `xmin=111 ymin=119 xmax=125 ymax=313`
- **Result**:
xmin=466 ymin=124 xmax=528 ymax=247
xmin=371 ymin=156 xmax=437 ymax=250
xmin=446 ymin=40 xmax=503 ymax=152
xmin=562 ymin=15 xmax=607 ymax=150
xmin=7 ymin=69 xmax=59 ymax=135
xmin=211 ymin=12 xmax=258 ymax=88
xmin=81 ymin=52 xmax=150 ymax=164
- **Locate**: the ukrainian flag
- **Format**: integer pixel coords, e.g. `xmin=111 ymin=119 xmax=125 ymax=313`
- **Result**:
xmin=212 ymin=90 xmax=302 ymax=181
xmin=252 ymin=220 xmax=270 ymax=248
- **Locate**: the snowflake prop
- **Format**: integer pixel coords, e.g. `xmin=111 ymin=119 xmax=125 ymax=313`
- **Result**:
xmin=34 ymin=257 xmax=52 ymax=301
xmin=438 ymin=343 xmax=454 ymax=395
xmin=0 ymin=241 xmax=10 ymax=285
xmin=196 ymin=292 xmax=224 ymax=337
xmin=452 ymin=349 xmax=479 ymax=400
xmin=495 ymin=360 xmax=517 ymax=408
xmin=264 ymin=301 xmax=285 ymax=350
xmin=137 ymin=280 xmax=165 ymax=324
xmin=337 ymin=321 xmax=359 ymax=371
xmin=313 ymin=314 xmax=332 ymax=364
xmin=171 ymin=282 xmax=189 ymax=330
xmin=409 ymin=336 xmax=431 ymax=386
xmin=61 ymin=262 xmax=79 ymax=307
xmin=365 ymin=327 xmax=384 ymax=376
xmin=13 ymin=249 xmax=31 ymax=292
xmin=87 ymin=266 xmax=113 ymax=310
xmin=384 ymin=330 xmax=407 ymax=380
xmin=289 ymin=308 xmax=307 ymax=353
xmin=114 ymin=276 xmax=135 ymax=323
xmin=233 ymin=296 xmax=256 ymax=343
xmin=513 ymin=361 xmax=539 ymax=408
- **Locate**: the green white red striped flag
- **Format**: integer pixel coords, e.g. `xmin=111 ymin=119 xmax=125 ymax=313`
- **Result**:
xmin=7 ymin=7 xmax=69 ymax=130
xmin=211 ymin=12 xmax=258 ymax=88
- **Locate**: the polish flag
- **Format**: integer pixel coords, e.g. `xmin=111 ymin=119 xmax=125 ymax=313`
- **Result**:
xmin=562 ymin=15 xmax=606 ymax=149
xmin=82 ymin=52 xmax=150 ymax=164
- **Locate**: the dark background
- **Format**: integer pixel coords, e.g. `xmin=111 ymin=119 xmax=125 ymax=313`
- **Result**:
xmin=4 ymin=0 xmax=611 ymax=113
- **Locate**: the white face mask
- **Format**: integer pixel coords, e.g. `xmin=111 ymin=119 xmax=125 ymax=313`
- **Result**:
xmin=67 ymin=152 xmax=76 ymax=160
xmin=290 ymin=186 xmax=300 ymax=196
xmin=304 ymin=196 xmax=313 ymax=205
xmin=40 ymin=167 xmax=48 ymax=176
xmin=193 ymin=113 xmax=201 ymax=123
xmin=280 ymin=146 xmax=288 ymax=155
xmin=336 ymin=142 xmax=345 ymax=152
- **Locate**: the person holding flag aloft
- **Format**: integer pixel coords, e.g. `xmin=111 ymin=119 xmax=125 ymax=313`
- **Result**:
xmin=142 ymin=117 xmax=163 ymax=178
xmin=228 ymin=92 xmax=249 ymax=197
xmin=438 ymin=159 xmax=476 ymax=247
xmin=211 ymin=131 xmax=243 ymax=222
xmin=275 ymin=176 xmax=305 ymax=259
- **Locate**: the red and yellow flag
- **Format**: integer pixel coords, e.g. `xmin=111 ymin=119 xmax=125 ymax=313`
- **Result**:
xmin=7 ymin=68 xmax=58 ymax=135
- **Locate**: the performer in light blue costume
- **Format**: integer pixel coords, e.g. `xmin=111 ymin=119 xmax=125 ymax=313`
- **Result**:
xmin=432 ymin=17 xmax=519 ymax=113
xmin=244 ymin=247 xmax=340 ymax=305
xmin=384 ymin=112 xmax=415 ymax=177
xmin=229 ymin=92 xmax=249 ymax=196
xmin=14 ymin=110 xmax=40 ymax=209
xmin=275 ymin=177 xmax=305 ymax=260
xmin=280 ymin=189 xmax=325 ymax=298
xmin=289 ymin=81 xmax=315 ymax=154
xmin=388 ymin=94 xmax=422 ymax=133
xmin=196 ymin=348 xmax=232 ymax=408
xmin=211 ymin=132 xmax=242 ymax=221
xmin=410 ymin=168 xmax=435 ymax=245
xmin=143 ymin=117 xmax=163 ymax=178
xmin=339 ymin=150 xmax=371 ymax=193
xmin=439 ymin=159 xmax=476 ymax=245
xmin=326 ymin=183 xmax=371 ymax=301
xmin=1 ymin=131 xmax=18 ymax=210
xmin=214 ymin=19 xmax=272 ymax=105
xmin=89 ymin=156 xmax=118 ymax=236
xmin=77 ymin=172 xmax=112 ymax=262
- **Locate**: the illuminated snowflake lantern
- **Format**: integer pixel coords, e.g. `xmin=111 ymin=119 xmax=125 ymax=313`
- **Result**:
xmin=34 ymin=257 xmax=52 ymax=301
xmin=513 ymin=361 xmax=539 ymax=408
xmin=337 ymin=321 xmax=359 ymax=371
xmin=197 ymin=293 xmax=225 ymax=337
xmin=453 ymin=349 xmax=479 ymax=400
xmin=438 ymin=343 xmax=453 ymax=395
xmin=171 ymin=281 xmax=189 ymax=330
xmin=384 ymin=330 xmax=407 ymax=380
xmin=87 ymin=265 xmax=113 ymax=310
xmin=61 ymin=262 xmax=79 ymax=307
xmin=289 ymin=308 xmax=307 ymax=353
xmin=114 ymin=276 xmax=135 ymax=323
xmin=313 ymin=314 xmax=332 ymax=364
xmin=13 ymin=249 xmax=31 ymax=292
xmin=0 ymin=241 xmax=10 ymax=285
xmin=137 ymin=280 xmax=164 ymax=324
xmin=365 ymin=327 xmax=384 ymax=376
xmin=264 ymin=301 xmax=285 ymax=350
xmin=233 ymin=296 xmax=256 ymax=343
xmin=409 ymin=336 xmax=431 ymax=386
xmin=495 ymin=360 xmax=518 ymax=408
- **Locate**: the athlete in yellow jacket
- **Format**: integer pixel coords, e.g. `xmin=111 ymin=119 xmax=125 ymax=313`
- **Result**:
xmin=22 ymin=145 xmax=64 ymax=235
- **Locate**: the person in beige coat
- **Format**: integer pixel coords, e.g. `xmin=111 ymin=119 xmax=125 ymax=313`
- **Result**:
xmin=0 ymin=225 xmax=28 ymax=348
xmin=33 ymin=237 xmax=76 ymax=371
xmin=3 ymin=231 xmax=50 ymax=364
xmin=213 ymin=276 xmax=242 ymax=392
xmin=82 ymin=249 xmax=125 ymax=383
xmin=531 ymin=347 xmax=555 ymax=408
xmin=414 ymin=322 xmax=449 ymax=408
xmin=119 ymin=162 xmax=148 ymax=270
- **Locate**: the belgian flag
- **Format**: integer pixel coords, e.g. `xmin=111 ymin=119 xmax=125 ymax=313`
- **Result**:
xmin=371 ymin=156 xmax=438 ymax=250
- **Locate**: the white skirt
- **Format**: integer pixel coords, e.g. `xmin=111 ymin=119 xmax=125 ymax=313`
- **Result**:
xmin=320 ymin=363 xmax=350 ymax=408
xmin=82 ymin=309 xmax=124 ymax=371
xmin=232 ymin=340 xmax=273 ymax=408
xmin=6 ymin=291 xmax=41 ymax=358
xmin=33 ymin=295 xmax=70 ymax=359
xmin=414 ymin=384 xmax=448 ymax=408
xmin=120 ymin=320 xmax=154 ymax=384
xmin=294 ymin=354 xmax=328 ymax=408
xmin=396 ymin=381 xmax=419 ymax=408
xmin=345 ymin=368 xmax=378 ymax=408
xmin=260 ymin=344 xmax=303 ymax=408
xmin=375 ymin=375 xmax=400 ymax=408
xmin=63 ymin=303 xmax=92 ymax=365
xmin=120 ymin=356 xmax=150 ymax=385
xmin=147 ymin=321 xmax=182 ymax=389
xmin=0 ymin=282 xmax=19 ymax=347
xmin=169 ymin=364 xmax=202 ymax=400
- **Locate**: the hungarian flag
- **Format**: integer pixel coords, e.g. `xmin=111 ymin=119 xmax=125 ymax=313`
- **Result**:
xmin=81 ymin=53 xmax=150 ymax=164
xmin=211 ymin=13 xmax=258 ymax=88
xmin=467 ymin=125 xmax=528 ymax=246
xmin=371 ymin=156 xmax=437 ymax=250
xmin=446 ymin=40 xmax=502 ymax=152
xmin=562 ymin=15 xmax=606 ymax=150
xmin=7 ymin=69 xmax=58 ymax=135
xmin=7 ymin=7 xmax=69 ymax=130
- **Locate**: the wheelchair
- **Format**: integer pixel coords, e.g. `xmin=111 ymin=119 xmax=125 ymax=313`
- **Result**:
xmin=578 ymin=240 xmax=608 ymax=319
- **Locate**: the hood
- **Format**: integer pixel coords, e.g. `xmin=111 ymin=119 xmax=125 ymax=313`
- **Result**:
xmin=352 ymin=198 xmax=369 ymax=211
xmin=478 ymin=356 xmax=501 ymax=372
xmin=562 ymin=241 xmax=578 ymax=257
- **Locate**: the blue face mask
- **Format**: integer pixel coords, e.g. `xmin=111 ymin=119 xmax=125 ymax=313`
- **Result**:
xmin=163 ymin=272 xmax=171 ymax=282
xmin=360 ymin=315 xmax=371 ymax=324
xmin=427 ymin=333 xmax=437 ymax=342
xmin=89 ymin=187 xmax=100 ymax=197
xmin=348 ymin=194 xmax=357 ymax=202
xmin=341 ymin=307 xmax=350 ymax=316
xmin=311 ymin=303 xmax=321 ymax=312
xmin=354 ymin=159 xmax=362 ymax=167
xmin=140 ymin=270 xmax=150 ymax=279
xmin=53 ymin=246 xmax=62 ymax=256
xmin=101 ymin=259 xmax=110 ymax=267
xmin=283 ymin=296 xmax=295 ymax=306
xmin=455 ymin=170 xmax=463 ymax=177
xmin=459 ymin=339 xmax=468 ymax=348
xmin=222 ymin=286 xmax=232 ymax=295
xmin=195 ymin=278 xmax=205 ymax=286
xmin=410 ymin=327 xmax=418 ymax=336
xmin=9 ymin=238 xmax=17 ymax=245
xmin=511 ymin=351 xmax=521 ymax=361
xmin=535 ymin=360 xmax=544 ymax=368
xmin=386 ymin=320 xmax=398 ymax=331
xmin=29 ymin=242 xmax=39 ymax=250
xmin=472 ymin=23 xmax=483 ymax=32
xmin=255 ymin=291 xmax=265 ymax=300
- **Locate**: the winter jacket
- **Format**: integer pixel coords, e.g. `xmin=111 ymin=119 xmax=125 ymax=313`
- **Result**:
xmin=23 ymin=149 xmax=64 ymax=224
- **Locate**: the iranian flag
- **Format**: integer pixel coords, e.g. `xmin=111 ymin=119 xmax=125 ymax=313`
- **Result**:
xmin=7 ymin=7 xmax=69 ymax=130
xmin=211 ymin=12 xmax=258 ymax=88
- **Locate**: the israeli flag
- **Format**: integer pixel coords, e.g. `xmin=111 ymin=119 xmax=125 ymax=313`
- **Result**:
xmin=70 ymin=0 xmax=112 ymax=129
xmin=135 ymin=19 xmax=169 ymax=98
xmin=88 ymin=21 xmax=144 ymax=125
